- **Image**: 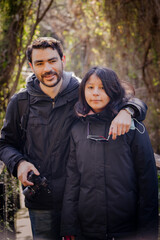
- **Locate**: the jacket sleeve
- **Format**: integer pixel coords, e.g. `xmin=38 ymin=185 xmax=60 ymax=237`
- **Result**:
xmin=130 ymin=124 xmax=158 ymax=239
xmin=0 ymin=94 xmax=26 ymax=177
xmin=61 ymin=134 xmax=80 ymax=236
xmin=120 ymin=97 xmax=148 ymax=121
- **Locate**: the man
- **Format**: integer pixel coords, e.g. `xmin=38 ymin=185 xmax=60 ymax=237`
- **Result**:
xmin=0 ymin=37 xmax=147 ymax=240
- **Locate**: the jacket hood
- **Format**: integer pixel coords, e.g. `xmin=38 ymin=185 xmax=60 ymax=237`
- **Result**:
xmin=26 ymin=71 xmax=78 ymax=96
xmin=26 ymin=73 xmax=45 ymax=97
xmin=26 ymin=71 xmax=79 ymax=105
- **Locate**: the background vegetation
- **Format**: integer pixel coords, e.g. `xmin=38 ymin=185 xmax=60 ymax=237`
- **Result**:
xmin=0 ymin=0 xmax=160 ymax=237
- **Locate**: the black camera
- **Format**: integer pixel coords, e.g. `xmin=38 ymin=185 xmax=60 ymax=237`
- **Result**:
xmin=23 ymin=171 xmax=50 ymax=200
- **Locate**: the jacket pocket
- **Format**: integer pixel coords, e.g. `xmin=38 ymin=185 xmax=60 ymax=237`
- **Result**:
xmin=28 ymin=116 xmax=49 ymax=126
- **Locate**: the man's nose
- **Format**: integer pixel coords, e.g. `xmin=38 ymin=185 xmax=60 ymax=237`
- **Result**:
xmin=44 ymin=62 xmax=52 ymax=72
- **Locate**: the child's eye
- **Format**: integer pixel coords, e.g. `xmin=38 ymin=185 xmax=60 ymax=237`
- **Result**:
xmin=88 ymin=86 xmax=93 ymax=89
xmin=98 ymin=86 xmax=104 ymax=90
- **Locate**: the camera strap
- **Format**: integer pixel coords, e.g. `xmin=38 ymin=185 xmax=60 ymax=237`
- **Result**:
xmin=17 ymin=88 xmax=30 ymax=149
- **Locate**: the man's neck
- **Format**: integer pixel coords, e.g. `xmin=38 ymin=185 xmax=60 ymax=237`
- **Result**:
xmin=40 ymin=79 xmax=63 ymax=99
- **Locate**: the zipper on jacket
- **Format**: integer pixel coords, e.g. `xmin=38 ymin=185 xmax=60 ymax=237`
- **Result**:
xmin=104 ymin=123 xmax=109 ymax=237
xmin=52 ymin=99 xmax=55 ymax=108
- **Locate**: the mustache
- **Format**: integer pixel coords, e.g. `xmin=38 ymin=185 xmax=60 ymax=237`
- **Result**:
xmin=41 ymin=71 xmax=58 ymax=78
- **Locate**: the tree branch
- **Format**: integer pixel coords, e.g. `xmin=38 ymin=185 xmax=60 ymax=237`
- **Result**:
xmin=37 ymin=0 xmax=54 ymax=24
xmin=142 ymin=39 xmax=152 ymax=93
xmin=8 ymin=0 xmax=54 ymax=100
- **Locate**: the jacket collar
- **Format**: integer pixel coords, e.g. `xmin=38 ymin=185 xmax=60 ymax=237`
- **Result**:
xmin=78 ymin=108 xmax=114 ymax=123
xmin=26 ymin=71 xmax=79 ymax=106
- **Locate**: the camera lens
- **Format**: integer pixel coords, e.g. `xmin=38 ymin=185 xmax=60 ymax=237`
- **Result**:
xmin=23 ymin=186 xmax=35 ymax=198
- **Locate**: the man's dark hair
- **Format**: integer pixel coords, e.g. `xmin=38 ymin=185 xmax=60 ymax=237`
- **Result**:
xmin=26 ymin=37 xmax=63 ymax=63
xmin=75 ymin=66 xmax=128 ymax=115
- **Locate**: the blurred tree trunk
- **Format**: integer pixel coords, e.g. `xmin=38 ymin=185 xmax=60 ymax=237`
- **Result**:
xmin=0 ymin=0 xmax=54 ymax=121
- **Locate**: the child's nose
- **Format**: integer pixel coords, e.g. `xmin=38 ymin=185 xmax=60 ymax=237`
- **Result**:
xmin=93 ymin=88 xmax=99 ymax=95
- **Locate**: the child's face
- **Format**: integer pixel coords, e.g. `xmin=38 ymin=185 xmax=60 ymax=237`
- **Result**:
xmin=85 ymin=74 xmax=110 ymax=113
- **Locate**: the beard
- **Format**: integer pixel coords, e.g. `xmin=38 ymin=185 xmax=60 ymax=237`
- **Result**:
xmin=41 ymin=73 xmax=62 ymax=87
xmin=40 ymin=66 xmax=63 ymax=88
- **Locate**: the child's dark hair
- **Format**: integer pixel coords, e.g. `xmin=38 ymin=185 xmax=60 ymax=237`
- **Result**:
xmin=75 ymin=66 xmax=130 ymax=115
xmin=26 ymin=37 xmax=63 ymax=63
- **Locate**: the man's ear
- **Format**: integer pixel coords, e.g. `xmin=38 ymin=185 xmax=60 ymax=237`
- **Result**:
xmin=62 ymin=55 xmax=66 ymax=67
xmin=29 ymin=62 xmax=34 ymax=72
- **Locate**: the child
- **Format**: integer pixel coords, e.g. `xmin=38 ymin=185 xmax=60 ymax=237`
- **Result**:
xmin=61 ymin=67 xmax=158 ymax=240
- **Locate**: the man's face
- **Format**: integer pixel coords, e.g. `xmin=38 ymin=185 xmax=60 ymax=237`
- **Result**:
xmin=29 ymin=47 xmax=64 ymax=88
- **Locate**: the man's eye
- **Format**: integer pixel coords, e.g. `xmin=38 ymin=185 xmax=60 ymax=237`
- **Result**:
xmin=50 ymin=60 xmax=56 ymax=63
xmin=36 ymin=63 xmax=42 ymax=66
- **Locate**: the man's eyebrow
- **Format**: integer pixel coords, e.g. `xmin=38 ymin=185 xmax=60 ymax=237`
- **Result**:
xmin=48 ymin=57 xmax=58 ymax=61
xmin=34 ymin=60 xmax=43 ymax=64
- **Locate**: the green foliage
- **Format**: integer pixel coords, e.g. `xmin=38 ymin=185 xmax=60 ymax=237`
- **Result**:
xmin=60 ymin=0 xmax=110 ymax=77
xmin=0 ymin=168 xmax=19 ymax=238
xmin=0 ymin=0 xmax=52 ymax=127
xmin=103 ymin=0 xmax=160 ymax=153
